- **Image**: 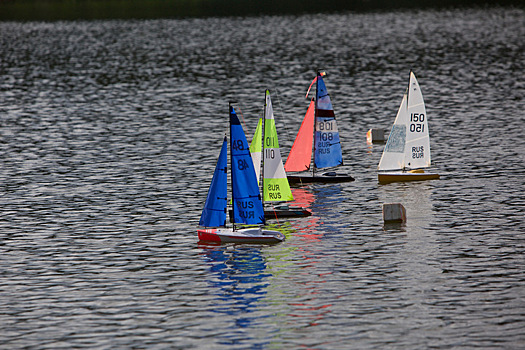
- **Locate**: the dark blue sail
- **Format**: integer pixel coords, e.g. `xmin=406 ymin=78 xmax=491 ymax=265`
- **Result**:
xmin=314 ymin=74 xmax=343 ymax=169
xmin=230 ymin=106 xmax=265 ymax=226
xmin=199 ymin=136 xmax=228 ymax=227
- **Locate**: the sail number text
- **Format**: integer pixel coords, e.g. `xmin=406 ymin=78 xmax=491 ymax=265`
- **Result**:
xmin=237 ymin=159 xmax=250 ymax=170
xmin=412 ymin=146 xmax=425 ymax=159
xmin=267 ymin=184 xmax=282 ymax=200
xmin=236 ymin=199 xmax=255 ymax=219
xmin=317 ymin=120 xmax=336 ymax=153
xmin=317 ymin=121 xmax=334 ymax=131
xmin=264 ymin=136 xmax=276 ymax=159
xmin=265 ymin=136 xmax=276 ymax=147
xmin=232 ymin=139 xmax=245 ymax=150
xmin=265 ymin=149 xmax=275 ymax=159
xmin=410 ymin=113 xmax=425 ymax=133
xmin=317 ymin=132 xmax=333 ymax=154
xmin=232 ymin=139 xmax=253 ymax=170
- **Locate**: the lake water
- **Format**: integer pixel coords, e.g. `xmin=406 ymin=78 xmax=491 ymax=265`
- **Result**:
xmin=0 ymin=7 xmax=524 ymax=349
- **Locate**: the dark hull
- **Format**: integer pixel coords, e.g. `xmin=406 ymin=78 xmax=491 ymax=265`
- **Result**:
xmin=229 ymin=207 xmax=312 ymax=221
xmin=287 ymin=173 xmax=355 ymax=184
xmin=264 ymin=208 xmax=311 ymax=219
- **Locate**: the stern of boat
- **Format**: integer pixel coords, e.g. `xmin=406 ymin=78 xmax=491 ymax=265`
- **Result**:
xmin=197 ymin=228 xmax=222 ymax=243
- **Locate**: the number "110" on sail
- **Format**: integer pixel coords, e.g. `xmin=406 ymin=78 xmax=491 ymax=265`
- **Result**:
xmin=410 ymin=113 xmax=425 ymax=133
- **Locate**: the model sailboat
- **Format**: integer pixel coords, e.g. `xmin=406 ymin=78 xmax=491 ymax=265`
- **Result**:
xmin=378 ymin=71 xmax=440 ymax=184
xmin=285 ymin=71 xmax=354 ymax=184
xmin=197 ymin=104 xmax=285 ymax=244
xmin=251 ymin=90 xmax=311 ymax=218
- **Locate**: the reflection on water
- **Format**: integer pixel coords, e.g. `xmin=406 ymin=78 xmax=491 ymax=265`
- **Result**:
xmin=286 ymin=267 xmax=333 ymax=330
xmin=382 ymin=221 xmax=406 ymax=232
xmin=290 ymin=187 xmax=322 ymax=240
xmin=378 ymin=181 xmax=435 ymax=231
xmin=202 ymin=246 xmax=269 ymax=322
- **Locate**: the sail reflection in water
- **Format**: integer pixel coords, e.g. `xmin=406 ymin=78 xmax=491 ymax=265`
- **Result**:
xmin=290 ymin=187 xmax=322 ymax=240
xmin=283 ymin=188 xmax=335 ymax=331
xmin=201 ymin=246 xmax=271 ymax=326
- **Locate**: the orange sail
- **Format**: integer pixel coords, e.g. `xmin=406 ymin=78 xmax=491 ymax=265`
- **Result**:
xmin=284 ymin=99 xmax=315 ymax=172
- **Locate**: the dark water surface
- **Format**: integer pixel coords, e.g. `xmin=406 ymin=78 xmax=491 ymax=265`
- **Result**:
xmin=1 ymin=7 xmax=524 ymax=349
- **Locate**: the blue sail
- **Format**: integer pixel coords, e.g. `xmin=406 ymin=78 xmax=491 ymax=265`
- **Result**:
xmin=199 ymin=136 xmax=228 ymax=227
xmin=230 ymin=106 xmax=265 ymax=226
xmin=314 ymin=74 xmax=343 ymax=169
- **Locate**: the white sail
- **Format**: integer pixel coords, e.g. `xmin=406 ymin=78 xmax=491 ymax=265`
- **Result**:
xmin=404 ymin=72 xmax=431 ymax=169
xmin=378 ymin=93 xmax=408 ymax=171
xmin=379 ymin=72 xmax=431 ymax=171
xmin=249 ymin=118 xmax=263 ymax=184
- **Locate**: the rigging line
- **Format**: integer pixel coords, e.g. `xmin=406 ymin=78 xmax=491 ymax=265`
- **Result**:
xmin=236 ymin=102 xmax=249 ymax=133
xmin=239 ymin=100 xmax=264 ymax=145
xmin=274 ymin=87 xmax=293 ymax=157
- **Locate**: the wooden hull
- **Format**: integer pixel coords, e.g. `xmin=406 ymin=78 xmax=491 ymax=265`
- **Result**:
xmin=378 ymin=171 xmax=440 ymax=184
xmin=197 ymin=227 xmax=285 ymax=244
xmin=287 ymin=172 xmax=355 ymax=184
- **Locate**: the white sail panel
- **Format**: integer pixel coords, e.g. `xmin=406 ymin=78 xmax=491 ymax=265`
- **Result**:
xmin=378 ymin=93 xmax=408 ymax=171
xmin=404 ymin=72 xmax=431 ymax=169
xmin=249 ymin=118 xmax=263 ymax=184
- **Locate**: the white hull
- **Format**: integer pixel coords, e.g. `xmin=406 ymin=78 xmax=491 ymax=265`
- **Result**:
xmin=197 ymin=227 xmax=285 ymax=244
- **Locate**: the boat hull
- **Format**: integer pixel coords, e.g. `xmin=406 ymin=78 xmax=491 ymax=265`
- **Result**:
xmin=229 ymin=207 xmax=311 ymax=221
xmin=197 ymin=227 xmax=285 ymax=244
xmin=378 ymin=171 xmax=440 ymax=184
xmin=264 ymin=208 xmax=311 ymax=219
xmin=287 ymin=172 xmax=355 ymax=184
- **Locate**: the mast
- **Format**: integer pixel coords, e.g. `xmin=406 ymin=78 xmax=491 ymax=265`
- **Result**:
xmin=228 ymin=101 xmax=236 ymax=231
xmin=261 ymin=90 xmax=267 ymax=210
xmin=403 ymin=70 xmax=411 ymax=173
xmin=406 ymin=69 xmax=411 ymax=120
xmin=403 ymin=73 xmax=409 ymax=172
xmin=312 ymin=70 xmax=319 ymax=178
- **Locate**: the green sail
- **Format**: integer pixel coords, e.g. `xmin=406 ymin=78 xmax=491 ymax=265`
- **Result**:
xmin=249 ymin=118 xmax=263 ymax=184
xmin=263 ymin=90 xmax=293 ymax=202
